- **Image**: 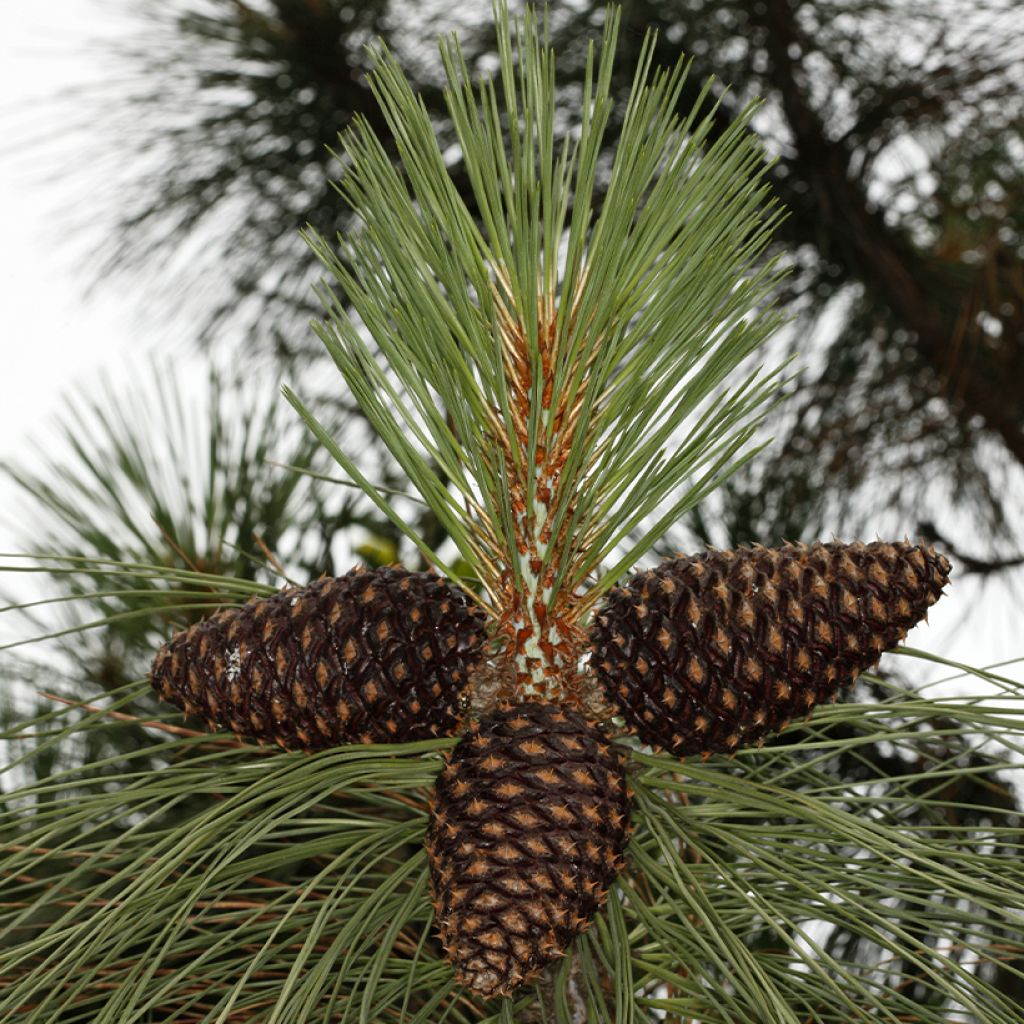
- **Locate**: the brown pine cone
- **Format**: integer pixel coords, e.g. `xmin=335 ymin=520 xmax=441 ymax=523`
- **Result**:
xmin=589 ymin=541 xmax=950 ymax=757
xmin=150 ymin=566 xmax=487 ymax=749
xmin=427 ymin=700 xmax=631 ymax=997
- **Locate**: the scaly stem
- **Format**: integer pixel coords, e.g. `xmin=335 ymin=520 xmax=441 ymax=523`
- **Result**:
xmin=489 ymin=272 xmax=590 ymax=704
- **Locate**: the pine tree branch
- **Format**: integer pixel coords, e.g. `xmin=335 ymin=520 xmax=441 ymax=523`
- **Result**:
xmin=917 ymin=521 xmax=1024 ymax=576
xmin=753 ymin=0 xmax=1024 ymax=470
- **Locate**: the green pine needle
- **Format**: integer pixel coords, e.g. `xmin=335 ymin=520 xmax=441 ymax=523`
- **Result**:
xmin=1 ymin=651 xmax=1022 ymax=1021
xmin=298 ymin=0 xmax=786 ymax=614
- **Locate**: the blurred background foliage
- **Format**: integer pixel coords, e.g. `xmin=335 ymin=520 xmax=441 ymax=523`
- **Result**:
xmin=3 ymin=363 xmax=409 ymax=693
xmin=2 ymin=1 xmax=1023 ymax=1019
xmin=69 ymin=0 xmax=1024 ymax=559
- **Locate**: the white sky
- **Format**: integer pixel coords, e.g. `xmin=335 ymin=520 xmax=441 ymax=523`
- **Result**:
xmin=0 ymin=8 xmax=124 ymax=451
xmin=0 ymin=3 xmax=1020 ymax=691
xmin=1 ymin=11 xmax=107 ymax=537
xmin=0 ymin=4 xmax=204 ymax=524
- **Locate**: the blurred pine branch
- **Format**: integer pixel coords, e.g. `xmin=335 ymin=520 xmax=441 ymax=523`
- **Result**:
xmin=58 ymin=0 xmax=1024 ymax=561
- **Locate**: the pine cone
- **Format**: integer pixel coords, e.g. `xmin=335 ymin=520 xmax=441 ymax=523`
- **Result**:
xmin=589 ymin=541 xmax=951 ymax=757
xmin=427 ymin=700 xmax=631 ymax=997
xmin=150 ymin=566 xmax=487 ymax=749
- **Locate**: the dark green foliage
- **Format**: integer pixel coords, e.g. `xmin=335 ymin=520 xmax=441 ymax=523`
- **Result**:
xmin=578 ymin=0 xmax=1024 ymax=548
xmin=80 ymin=0 xmax=468 ymax=357
xmin=1 ymin=667 xmax=1022 ymax=1022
